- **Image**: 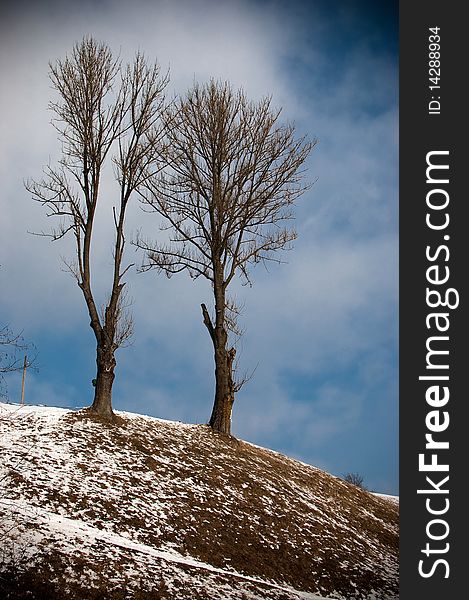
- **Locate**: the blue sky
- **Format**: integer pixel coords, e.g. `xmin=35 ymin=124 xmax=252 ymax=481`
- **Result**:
xmin=0 ymin=0 xmax=398 ymax=493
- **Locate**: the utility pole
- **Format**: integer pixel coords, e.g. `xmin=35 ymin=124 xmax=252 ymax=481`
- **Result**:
xmin=20 ymin=355 xmax=27 ymax=405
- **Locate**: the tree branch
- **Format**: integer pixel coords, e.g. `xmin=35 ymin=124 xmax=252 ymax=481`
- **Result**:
xmin=201 ymin=303 xmax=215 ymax=344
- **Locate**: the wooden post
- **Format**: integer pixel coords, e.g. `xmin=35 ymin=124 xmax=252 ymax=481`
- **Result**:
xmin=20 ymin=355 xmax=27 ymax=405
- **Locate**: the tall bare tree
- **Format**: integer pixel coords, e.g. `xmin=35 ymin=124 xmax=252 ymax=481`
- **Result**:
xmin=26 ymin=37 xmax=168 ymax=419
xmin=136 ymin=80 xmax=314 ymax=435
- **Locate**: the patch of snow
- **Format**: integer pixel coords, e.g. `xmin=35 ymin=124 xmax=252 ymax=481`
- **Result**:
xmin=373 ymin=493 xmax=399 ymax=504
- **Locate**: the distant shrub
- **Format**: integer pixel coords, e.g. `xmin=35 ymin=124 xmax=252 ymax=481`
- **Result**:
xmin=344 ymin=472 xmax=367 ymax=490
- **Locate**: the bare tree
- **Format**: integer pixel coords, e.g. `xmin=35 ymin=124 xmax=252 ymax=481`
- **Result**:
xmin=136 ymin=80 xmax=314 ymax=435
xmin=344 ymin=473 xmax=367 ymax=490
xmin=26 ymin=37 xmax=168 ymax=419
xmin=0 ymin=326 xmax=35 ymax=399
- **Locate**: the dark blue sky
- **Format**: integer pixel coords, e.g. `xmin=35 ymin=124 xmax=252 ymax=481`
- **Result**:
xmin=0 ymin=0 xmax=398 ymax=493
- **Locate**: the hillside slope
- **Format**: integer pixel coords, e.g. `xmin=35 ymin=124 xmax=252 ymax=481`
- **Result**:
xmin=0 ymin=403 xmax=398 ymax=599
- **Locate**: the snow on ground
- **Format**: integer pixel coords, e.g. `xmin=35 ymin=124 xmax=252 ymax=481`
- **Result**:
xmin=372 ymin=493 xmax=399 ymax=505
xmin=1 ymin=499 xmax=328 ymax=600
xmin=0 ymin=402 xmax=398 ymax=599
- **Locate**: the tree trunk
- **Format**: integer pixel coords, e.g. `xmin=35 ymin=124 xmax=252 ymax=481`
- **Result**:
xmin=209 ymin=344 xmax=236 ymax=435
xmin=90 ymin=343 xmax=116 ymax=420
xmin=202 ymin=284 xmax=236 ymax=435
xmin=201 ymin=252 xmax=238 ymax=436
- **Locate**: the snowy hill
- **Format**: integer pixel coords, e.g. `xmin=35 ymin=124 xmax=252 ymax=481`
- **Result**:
xmin=0 ymin=403 xmax=398 ymax=599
